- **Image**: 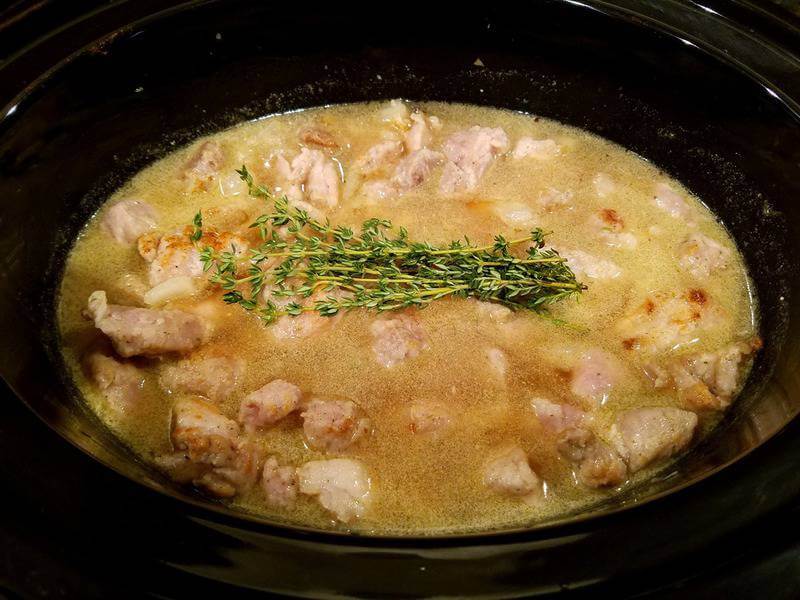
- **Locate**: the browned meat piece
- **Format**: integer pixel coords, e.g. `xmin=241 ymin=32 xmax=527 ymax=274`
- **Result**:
xmin=239 ymin=379 xmax=303 ymax=432
xmin=301 ymin=398 xmax=370 ymax=453
xmin=86 ymin=291 xmax=206 ymax=357
xmin=646 ymin=339 xmax=760 ymax=411
xmin=262 ymin=456 xmax=298 ymax=508
xmin=483 ymin=447 xmax=542 ymax=502
xmin=171 ymin=397 xmax=240 ymax=466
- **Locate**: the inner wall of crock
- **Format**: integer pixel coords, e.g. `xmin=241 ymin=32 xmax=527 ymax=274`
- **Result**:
xmin=0 ymin=0 xmax=798 ymax=528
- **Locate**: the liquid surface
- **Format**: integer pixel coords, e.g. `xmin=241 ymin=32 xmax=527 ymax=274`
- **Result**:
xmin=58 ymin=101 xmax=758 ymax=534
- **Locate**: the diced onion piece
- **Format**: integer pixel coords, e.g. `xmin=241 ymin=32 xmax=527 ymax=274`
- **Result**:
xmin=144 ymin=276 xmax=199 ymax=306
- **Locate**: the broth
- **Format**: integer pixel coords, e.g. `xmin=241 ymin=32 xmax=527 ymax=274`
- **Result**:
xmin=58 ymin=101 xmax=758 ymax=534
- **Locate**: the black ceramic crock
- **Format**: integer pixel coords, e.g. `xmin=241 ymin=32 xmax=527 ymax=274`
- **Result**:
xmin=2 ymin=1 xmax=800 ymax=597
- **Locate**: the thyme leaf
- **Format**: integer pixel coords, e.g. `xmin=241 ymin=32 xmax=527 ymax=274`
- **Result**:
xmin=198 ymin=165 xmax=587 ymax=324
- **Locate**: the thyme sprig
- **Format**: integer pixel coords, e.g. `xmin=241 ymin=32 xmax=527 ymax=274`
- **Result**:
xmin=197 ymin=165 xmax=586 ymax=324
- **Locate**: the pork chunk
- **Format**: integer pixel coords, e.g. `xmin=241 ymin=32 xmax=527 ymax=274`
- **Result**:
xmin=561 ymin=249 xmax=621 ymax=280
xmin=101 ymin=199 xmax=157 ymax=245
xmin=593 ymin=172 xmax=616 ymax=198
xmin=483 ymin=447 xmax=542 ymax=501
xmin=297 ymin=458 xmax=372 ymax=523
xmin=86 ymin=291 xmax=206 ymax=357
xmin=567 ymin=434 xmax=628 ymax=488
xmin=83 ymin=352 xmax=145 ymax=414
xmin=182 ymin=141 xmax=225 ymax=191
xmin=409 ymin=400 xmax=451 ymax=434
xmin=404 ymin=111 xmax=441 ymax=152
xmin=301 ymin=399 xmax=370 ymax=453
xmin=171 ymin=397 xmax=240 ymax=467
xmin=160 ymin=356 xmax=244 ymax=402
xmin=370 ymin=313 xmax=429 ymax=368
xmin=653 ymin=182 xmax=692 ymax=220
xmin=439 ymin=126 xmax=509 ymax=194
xmin=239 ymin=379 xmax=303 ymax=432
xmin=512 ymin=137 xmax=560 ymax=160
xmin=276 ymin=148 xmax=340 ymax=210
xmin=531 ymin=397 xmax=587 ymax=434
xmin=610 ymin=407 xmax=698 ymax=472
xmin=678 ymin=233 xmax=731 ymax=279
xmin=354 ymin=140 xmax=404 ymax=176
xmin=648 ymin=340 xmax=759 ymax=411
xmin=617 ymin=290 xmax=724 ymax=354
xmin=391 ymin=148 xmax=444 ymax=191
xmin=148 ymin=229 xmax=248 ymax=286
xmin=262 ymin=456 xmax=298 ymax=507
xmin=570 ymin=350 xmax=621 ymax=405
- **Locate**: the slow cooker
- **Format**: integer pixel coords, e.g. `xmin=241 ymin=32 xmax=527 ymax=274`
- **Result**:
xmin=2 ymin=1 xmax=800 ymax=597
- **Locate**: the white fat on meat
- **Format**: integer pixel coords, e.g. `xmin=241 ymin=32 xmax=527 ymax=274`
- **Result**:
xmin=100 ymin=199 xmax=157 ymax=245
xmin=301 ymin=399 xmax=371 ymax=453
xmin=439 ymin=126 xmax=509 ymax=194
xmin=182 ymin=141 xmax=225 ymax=191
xmin=483 ymin=447 xmax=542 ymax=504
xmin=159 ymin=356 xmax=244 ymax=402
xmin=678 ymin=233 xmax=731 ymax=279
xmin=86 ymin=291 xmax=206 ymax=357
xmin=261 ymin=457 xmax=298 ymax=508
xmin=239 ymin=379 xmax=303 ymax=432
xmin=609 ymin=407 xmax=698 ymax=473
xmin=298 ymin=458 xmax=372 ymax=523
xmin=617 ymin=289 xmax=724 ymax=354
xmin=370 ymin=313 xmax=429 ymax=368
xmin=492 ymin=202 xmax=538 ymax=229
xmin=561 ymin=249 xmax=622 ymax=280
xmin=512 ymin=137 xmax=560 ymax=160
